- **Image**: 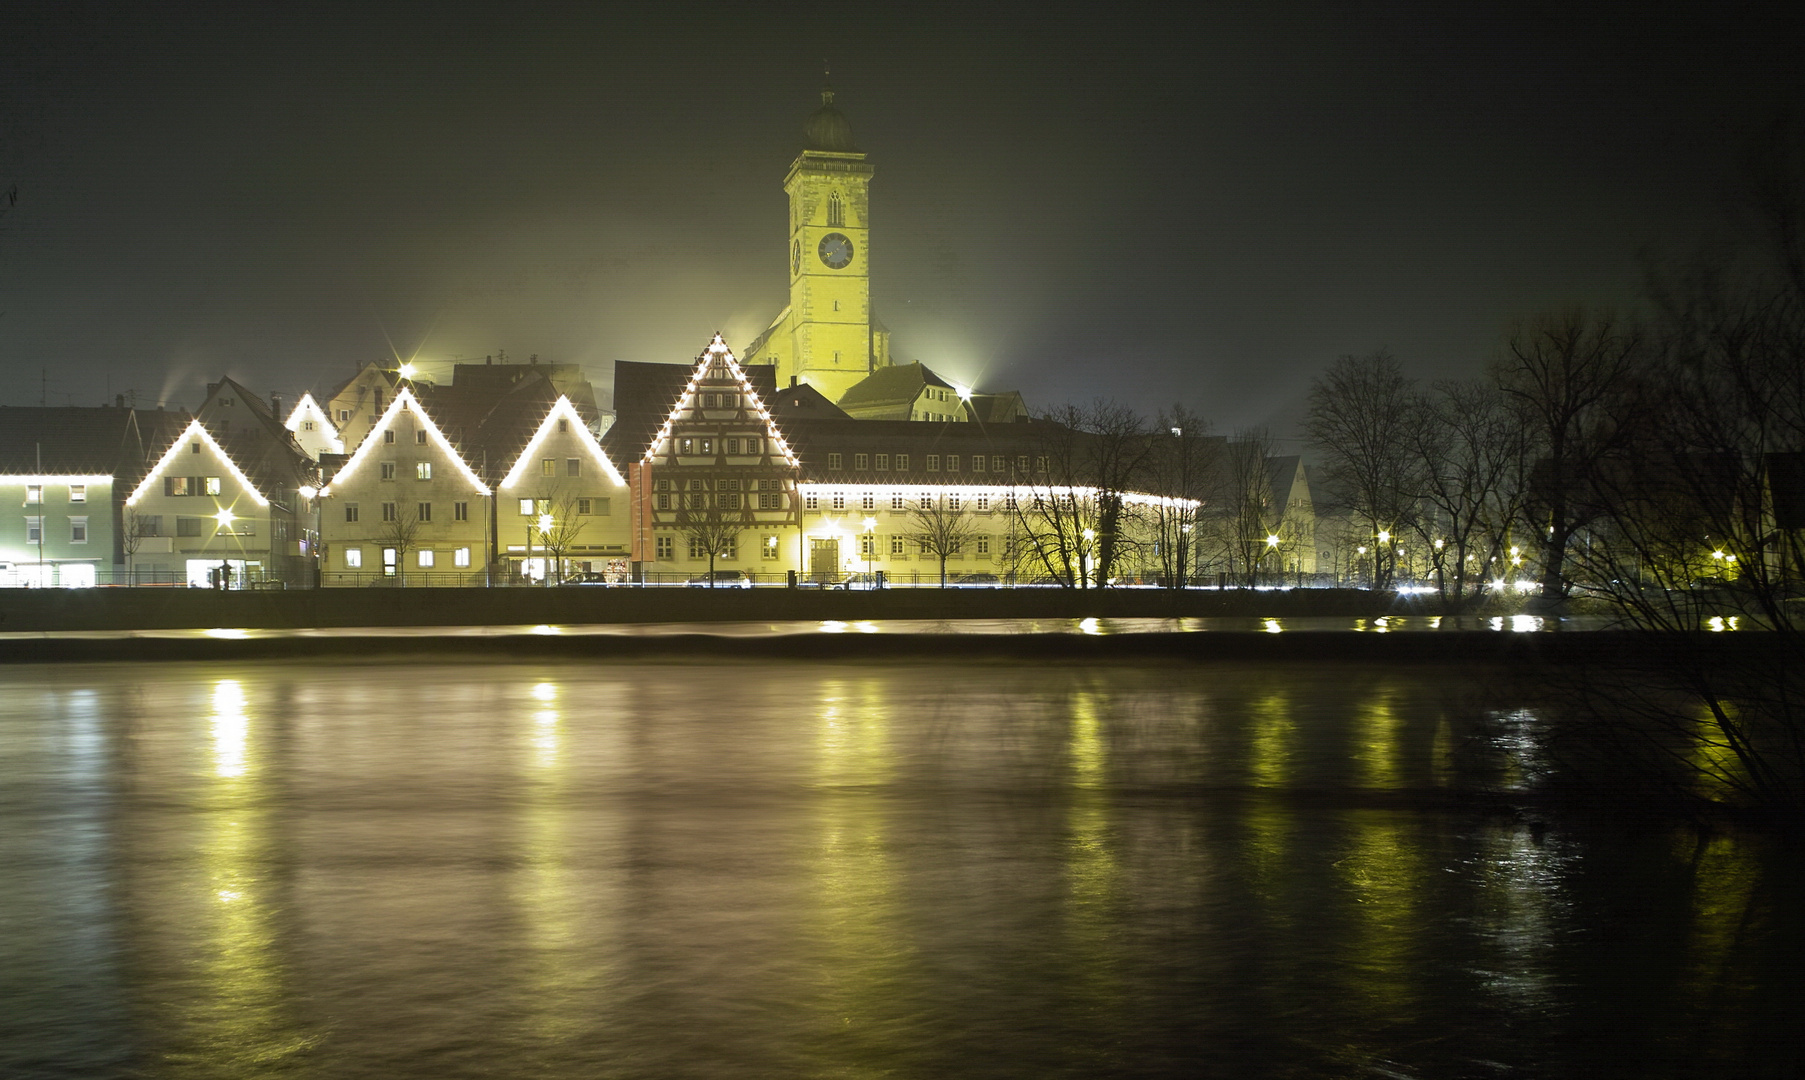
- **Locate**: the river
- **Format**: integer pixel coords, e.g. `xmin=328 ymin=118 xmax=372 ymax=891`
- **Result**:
xmin=1 ymin=657 xmax=1798 ymax=1078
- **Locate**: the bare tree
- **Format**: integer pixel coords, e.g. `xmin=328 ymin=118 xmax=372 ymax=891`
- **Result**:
xmin=120 ymin=510 xmax=160 ymax=586
xmin=1493 ymin=309 xmax=1644 ymax=602
xmin=531 ymin=486 xmax=590 ymax=585
xmin=1014 ymin=402 xmax=1156 ymax=587
xmin=905 ymin=493 xmax=980 ymax=587
xmin=1306 ymin=351 xmax=1424 ymax=591
xmin=374 ymin=511 xmax=421 ymax=584
xmin=1404 ymin=380 xmax=1530 ymax=610
xmin=1149 ymin=406 xmax=1217 ymax=588
xmin=676 ymin=481 xmax=741 ymax=587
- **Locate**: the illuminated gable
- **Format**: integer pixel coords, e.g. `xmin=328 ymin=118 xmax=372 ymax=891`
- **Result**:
xmin=284 ymin=393 xmax=343 ymax=453
xmin=320 ymin=387 xmax=490 ymax=497
xmin=500 ymin=395 xmax=627 ymax=490
xmin=642 ymin=333 xmax=800 ymax=467
xmin=126 ymin=420 xmax=270 ymax=507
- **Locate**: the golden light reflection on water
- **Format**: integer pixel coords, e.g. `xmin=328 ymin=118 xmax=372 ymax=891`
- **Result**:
xmin=1678 ymin=831 xmax=1763 ymax=1010
xmin=811 ymin=679 xmax=904 ymax=1043
xmin=176 ymin=677 xmax=314 ymax=1074
xmin=1354 ymin=689 xmax=1402 ymax=789
xmin=1339 ymin=811 xmax=1422 ymax=1013
xmin=1065 ymin=689 xmax=1120 ymax=1009
xmin=1248 ymin=690 xmax=1294 ymax=789
xmin=516 ymin=677 xmax=591 ymax=1047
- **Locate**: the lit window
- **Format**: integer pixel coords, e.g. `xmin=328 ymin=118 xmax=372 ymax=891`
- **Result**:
xmin=519 ymin=499 xmax=536 ymax=516
xmin=25 ymin=484 xmax=42 ymax=504
xmin=542 ymin=459 xmax=555 ymax=476
xmin=204 ymin=477 xmax=222 ymax=495
xmin=763 ymin=535 xmax=779 ymax=559
xmin=417 ymin=549 xmax=435 ymax=568
xmin=343 ymin=547 xmax=362 ymax=569
xmin=454 ymin=547 xmax=471 ymax=568
xmin=700 ymin=438 xmax=713 ymax=454
xmin=567 ymin=459 xmax=580 ymax=477
xmin=680 ymin=438 xmax=694 ymax=455
xmin=69 ymin=485 xmax=86 ymax=503
xmin=416 ymin=462 xmax=432 ymax=481
xmin=382 ymin=548 xmax=398 ymax=575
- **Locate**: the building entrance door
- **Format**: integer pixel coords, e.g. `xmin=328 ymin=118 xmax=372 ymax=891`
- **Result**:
xmin=809 ymin=538 xmax=839 ymax=583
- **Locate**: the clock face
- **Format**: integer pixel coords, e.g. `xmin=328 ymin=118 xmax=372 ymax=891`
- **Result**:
xmin=817 ymin=232 xmax=854 ymax=270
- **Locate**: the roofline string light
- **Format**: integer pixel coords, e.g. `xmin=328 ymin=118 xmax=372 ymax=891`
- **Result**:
xmin=2 ymin=473 xmax=114 ymax=485
xmin=320 ymin=387 xmax=491 ymax=497
xmin=500 ymin=395 xmax=628 ymax=490
xmin=283 ymin=392 xmax=344 ymax=452
xmin=640 ymin=333 xmax=802 ymax=469
xmin=126 ymin=420 xmax=271 ymax=507
xmin=795 ymin=482 xmax=1200 ymax=511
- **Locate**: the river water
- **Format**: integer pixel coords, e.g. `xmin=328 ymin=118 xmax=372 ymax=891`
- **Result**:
xmin=2 ymin=658 xmax=1799 ymax=1079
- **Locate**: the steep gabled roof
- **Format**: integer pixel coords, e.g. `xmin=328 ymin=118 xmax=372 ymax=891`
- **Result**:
xmin=319 ymin=387 xmax=491 ymax=496
xmin=284 ymin=393 xmax=343 ymax=451
xmin=605 ymin=341 xmax=781 ymax=467
xmin=770 ymin=383 xmax=851 ymax=420
xmin=126 ymin=418 xmax=272 ymax=508
xmin=636 ymin=334 xmax=799 ymax=466
xmin=498 ymin=395 xmax=627 ymax=491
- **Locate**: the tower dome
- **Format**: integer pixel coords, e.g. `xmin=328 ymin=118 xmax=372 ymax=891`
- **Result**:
xmin=804 ymin=88 xmax=858 ymax=153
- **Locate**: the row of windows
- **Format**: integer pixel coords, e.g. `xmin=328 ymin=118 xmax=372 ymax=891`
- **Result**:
xmin=341 ymin=547 xmax=473 ymax=571
xmin=516 ymin=498 xmax=608 ymax=516
xmin=164 ymin=476 xmax=223 ymax=496
xmin=803 ymin=492 xmax=1039 ymax=513
xmin=21 ymin=484 xmax=87 ymax=504
xmin=345 ymin=501 xmax=471 ymax=523
xmin=822 ymin=453 xmax=1046 ymax=474
xmin=692 ymin=392 xmax=740 ymax=410
xmin=676 ymin=436 xmax=764 ymax=456
xmin=22 ymin=516 xmax=88 ymax=544
xmin=651 ymin=478 xmax=781 ymax=492
xmin=650 ymin=534 xmax=784 ymax=561
xmin=377 ymin=461 xmax=434 ymax=481
xmin=383 ymin=429 xmax=430 ymax=445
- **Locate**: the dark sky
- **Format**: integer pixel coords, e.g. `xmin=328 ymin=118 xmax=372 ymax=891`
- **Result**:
xmin=2 ymin=3 xmax=1801 ymax=441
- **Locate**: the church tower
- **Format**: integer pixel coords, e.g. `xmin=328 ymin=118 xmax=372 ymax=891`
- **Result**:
xmin=776 ymin=89 xmax=879 ymax=401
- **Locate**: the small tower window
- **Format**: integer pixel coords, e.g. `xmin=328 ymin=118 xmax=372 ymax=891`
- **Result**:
xmin=828 ymin=191 xmax=844 ymax=228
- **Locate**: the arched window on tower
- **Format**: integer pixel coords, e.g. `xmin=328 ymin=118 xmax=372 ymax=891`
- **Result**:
xmin=828 ymin=191 xmax=844 ymax=228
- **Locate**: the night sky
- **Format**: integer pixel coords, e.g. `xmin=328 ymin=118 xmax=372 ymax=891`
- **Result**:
xmin=2 ymin=4 xmax=1801 ymax=440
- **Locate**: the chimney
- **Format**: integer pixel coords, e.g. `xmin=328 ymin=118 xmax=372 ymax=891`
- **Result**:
xmin=530 ymin=354 xmax=538 ymax=365
xmin=114 ymin=394 xmax=125 ymax=408
xmin=790 ymin=376 xmax=798 ymax=387
xmin=486 ymin=355 xmax=493 ymax=365
xmin=271 ymin=394 xmax=283 ymax=418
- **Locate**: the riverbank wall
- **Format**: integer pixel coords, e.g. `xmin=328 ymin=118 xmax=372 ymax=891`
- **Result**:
xmin=0 ymin=586 xmax=1397 ymax=633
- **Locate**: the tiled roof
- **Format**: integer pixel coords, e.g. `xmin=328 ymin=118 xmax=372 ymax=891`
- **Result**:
xmin=836 ymin=362 xmax=954 ymax=409
xmin=605 ymin=359 xmax=777 ymax=467
xmin=0 ymin=406 xmax=150 ymax=475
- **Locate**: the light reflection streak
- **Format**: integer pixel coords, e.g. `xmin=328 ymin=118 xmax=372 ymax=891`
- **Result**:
xmin=518 ymin=677 xmax=588 ymax=1047
xmin=211 ymin=680 xmax=248 ymax=779
xmin=1065 ymin=689 xmax=1121 ymax=1008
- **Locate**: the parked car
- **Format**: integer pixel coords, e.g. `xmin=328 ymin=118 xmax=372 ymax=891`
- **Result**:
xmin=843 ymin=572 xmax=885 ymax=590
xmin=952 ymin=572 xmax=1000 ymax=587
xmin=686 ymin=570 xmax=752 ymax=588
xmin=559 ymin=572 xmax=611 ymax=586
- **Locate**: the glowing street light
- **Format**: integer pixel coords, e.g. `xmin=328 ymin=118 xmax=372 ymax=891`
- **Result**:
xmin=397 ymin=362 xmax=418 ymax=380
xmin=1376 ymin=530 xmax=1391 ymax=544
xmin=1265 ymin=533 xmax=1281 ymax=548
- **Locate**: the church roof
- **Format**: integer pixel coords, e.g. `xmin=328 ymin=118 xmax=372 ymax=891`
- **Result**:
xmin=836 ymin=362 xmax=956 ymax=409
xmin=804 ymin=88 xmax=858 ymax=153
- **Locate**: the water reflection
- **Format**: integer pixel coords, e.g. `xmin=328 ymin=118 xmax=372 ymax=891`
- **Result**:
xmin=0 ymin=661 xmax=1800 ymax=1078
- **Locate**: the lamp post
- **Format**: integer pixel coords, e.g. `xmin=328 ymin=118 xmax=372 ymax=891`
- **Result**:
xmin=862 ymin=516 xmax=876 ymax=582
